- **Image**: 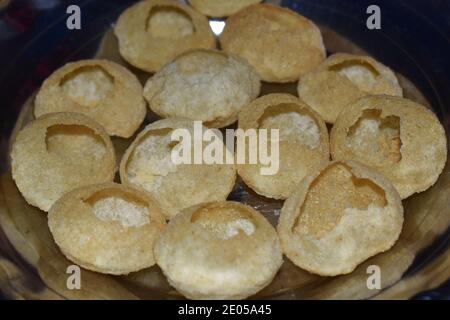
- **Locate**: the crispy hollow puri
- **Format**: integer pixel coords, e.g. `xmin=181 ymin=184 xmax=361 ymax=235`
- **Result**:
xmin=237 ymin=93 xmax=329 ymax=199
xmin=10 ymin=112 xmax=116 ymax=212
xmin=154 ymin=201 xmax=283 ymax=299
xmin=35 ymin=59 xmax=146 ymax=138
xmin=330 ymin=95 xmax=447 ymax=199
xmin=188 ymin=0 xmax=262 ymax=18
xmin=114 ymin=0 xmax=215 ymax=73
xmin=220 ymin=4 xmax=325 ymax=83
xmin=120 ymin=118 xmax=236 ymax=219
xmin=298 ymin=53 xmax=403 ymax=123
xmin=278 ymin=160 xmax=404 ymax=276
xmin=48 ymin=182 xmax=167 ymax=275
xmin=144 ymin=49 xmax=261 ymax=128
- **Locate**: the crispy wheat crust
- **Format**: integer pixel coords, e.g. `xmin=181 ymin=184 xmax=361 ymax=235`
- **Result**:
xmin=220 ymin=4 xmax=325 ymax=83
xmin=114 ymin=0 xmax=215 ymax=73
xmin=154 ymin=201 xmax=282 ymax=299
xmin=188 ymin=0 xmax=262 ymax=18
xmin=10 ymin=112 xmax=116 ymax=212
xmin=48 ymin=182 xmax=167 ymax=275
xmin=143 ymin=49 xmax=260 ymax=128
xmin=298 ymin=53 xmax=403 ymax=123
xmin=34 ymin=59 xmax=146 ymax=138
xmin=278 ymin=160 xmax=404 ymax=276
xmin=120 ymin=118 xmax=236 ymax=219
xmin=237 ymin=93 xmax=329 ymax=199
xmin=330 ymin=95 xmax=447 ymax=199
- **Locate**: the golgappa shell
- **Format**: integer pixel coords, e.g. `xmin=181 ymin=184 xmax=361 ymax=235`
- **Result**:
xmin=278 ymin=160 xmax=404 ymax=276
xmin=154 ymin=201 xmax=283 ymax=299
xmin=48 ymin=182 xmax=167 ymax=275
xmin=330 ymin=95 xmax=447 ymax=199
xmin=115 ymin=0 xmax=215 ymax=73
xmin=11 ymin=112 xmax=116 ymax=212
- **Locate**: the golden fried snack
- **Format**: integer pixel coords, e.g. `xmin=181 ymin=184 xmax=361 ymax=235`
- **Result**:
xmin=120 ymin=118 xmax=236 ymax=219
xmin=11 ymin=113 xmax=116 ymax=212
xmin=298 ymin=53 xmax=403 ymax=123
xmin=237 ymin=94 xmax=329 ymax=199
xmin=48 ymin=182 xmax=166 ymax=275
xmin=278 ymin=160 xmax=403 ymax=276
xmin=34 ymin=59 xmax=146 ymax=138
xmin=114 ymin=0 xmax=215 ymax=73
xmin=144 ymin=49 xmax=261 ymax=128
xmin=220 ymin=4 xmax=325 ymax=83
xmin=154 ymin=201 xmax=282 ymax=299
xmin=188 ymin=0 xmax=262 ymax=18
xmin=330 ymin=95 xmax=447 ymax=199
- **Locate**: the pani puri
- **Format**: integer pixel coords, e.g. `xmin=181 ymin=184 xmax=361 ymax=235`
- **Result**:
xmin=115 ymin=0 xmax=215 ymax=73
xmin=143 ymin=49 xmax=260 ymax=128
xmin=330 ymin=95 xmax=447 ymax=199
xmin=48 ymin=182 xmax=166 ymax=275
xmin=278 ymin=160 xmax=404 ymax=276
xmin=237 ymin=93 xmax=329 ymax=199
xmin=120 ymin=118 xmax=236 ymax=219
xmin=35 ymin=59 xmax=146 ymax=138
xmin=188 ymin=0 xmax=262 ymax=18
xmin=298 ymin=53 xmax=403 ymax=123
xmin=154 ymin=201 xmax=282 ymax=299
xmin=10 ymin=112 xmax=116 ymax=212
xmin=220 ymin=4 xmax=326 ymax=83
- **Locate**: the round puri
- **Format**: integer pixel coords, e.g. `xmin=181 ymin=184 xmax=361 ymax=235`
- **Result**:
xmin=237 ymin=93 xmax=329 ymax=199
xmin=48 ymin=182 xmax=166 ymax=275
xmin=220 ymin=4 xmax=325 ymax=83
xmin=144 ymin=49 xmax=261 ymax=128
xmin=278 ymin=160 xmax=404 ymax=276
xmin=120 ymin=118 xmax=236 ymax=219
xmin=154 ymin=201 xmax=282 ymax=299
xmin=298 ymin=53 xmax=403 ymax=123
xmin=11 ymin=112 xmax=116 ymax=212
xmin=188 ymin=0 xmax=262 ymax=18
xmin=35 ymin=59 xmax=146 ymax=138
xmin=115 ymin=0 xmax=215 ymax=73
xmin=330 ymin=95 xmax=447 ymax=199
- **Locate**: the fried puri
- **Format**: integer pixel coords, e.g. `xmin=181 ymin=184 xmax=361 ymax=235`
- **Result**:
xmin=278 ymin=161 xmax=403 ymax=276
xmin=331 ymin=95 xmax=447 ymax=199
xmin=120 ymin=118 xmax=236 ymax=219
xmin=11 ymin=113 xmax=116 ymax=212
xmin=48 ymin=182 xmax=166 ymax=275
xmin=143 ymin=49 xmax=261 ymax=128
xmin=188 ymin=0 xmax=262 ymax=18
xmin=237 ymin=94 xmax=329 ymax=199
xmin=115 ymin=0 xmax=215 ymax=73
xmin=298 ymin=53 xmax=403 ymax=123
xmin=154 ymin=201 xmax=282 ymax=299
xmin=220 ymin=4 xmax=325 ymax=83
xmin=35 ymin=59 xmax=146 ymax=138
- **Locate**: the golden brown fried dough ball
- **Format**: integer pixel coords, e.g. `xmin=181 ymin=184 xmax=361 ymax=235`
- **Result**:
xmin=35 ymin=59 xmax=146 ymax=138
xmin=48 ymin=182 xmax=166 ymax=275
xmin=220 ymin=4 xmax=326 ymax=83
xmin=11 ymin=113 xmax=116 ymax=212
xmin=144 ymin=49 xmax=260 ymax=128
xmin=120 ymin=118 xmax=236 ymax=219
xmin=188 ymin=0 xmax=262 ymax=18
xmin=278 ymin=160 xmax=403 ymax=276
xmin=154 ymin=201 xmax=282 ymax=299
xmin=298 ymin=53 xmax=403 ymax=123
xmin=330 ymin=95 xmax=447 ymax=199
xmin=115 ymin=0 xmax=215 ymax=73
xmin=237 ymin=93 xmax=329 ymax=199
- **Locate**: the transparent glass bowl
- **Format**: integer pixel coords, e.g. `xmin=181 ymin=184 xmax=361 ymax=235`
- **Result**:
xmin=0 ymin=0 xmax=449 ymax=299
